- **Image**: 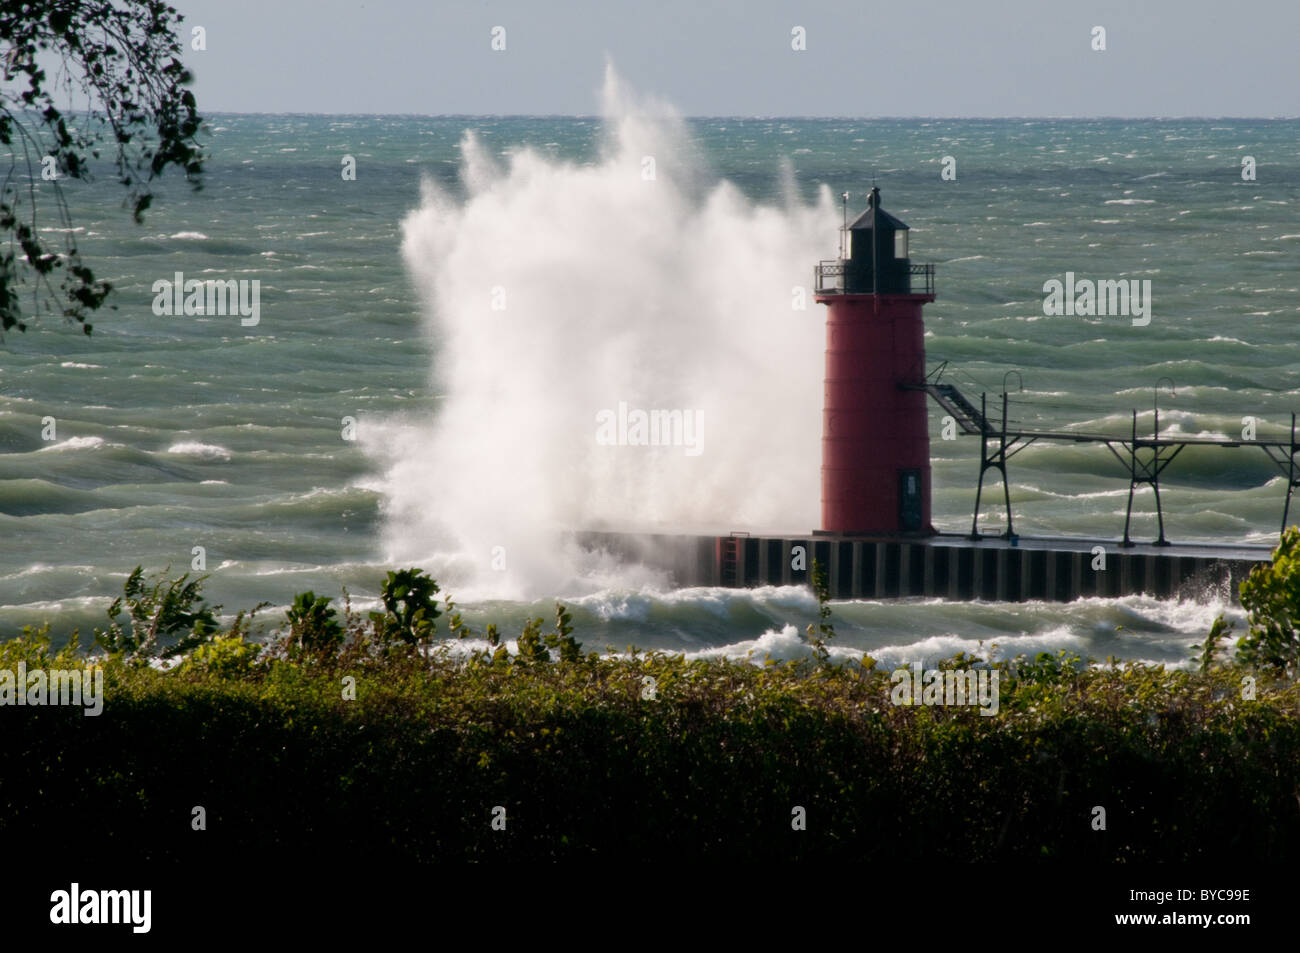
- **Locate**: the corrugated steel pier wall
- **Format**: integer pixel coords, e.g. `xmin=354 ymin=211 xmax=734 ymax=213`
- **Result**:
xmin=572 ymin=531 xmax=1270 ymax=603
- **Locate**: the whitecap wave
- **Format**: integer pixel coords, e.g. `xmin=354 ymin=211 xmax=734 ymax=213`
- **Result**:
xmin=165 ymin=441 xmax=232 ymax=461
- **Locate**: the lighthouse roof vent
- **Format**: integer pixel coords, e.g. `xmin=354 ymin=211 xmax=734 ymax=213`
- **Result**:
xmin=847 ymin=186 xmax=909 ymax=231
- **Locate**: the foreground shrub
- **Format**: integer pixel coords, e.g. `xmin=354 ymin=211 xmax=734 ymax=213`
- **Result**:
xmin=285 ymin=590 xmax=344 ymax=657
xmin=0 ymin=633 xmax=1296 ymax=863
xmin=369 ymin=568 xmax=442 ymax=648
xmin=1237 ymin=525 xmax=1300 ymax=678
xmin=0 ymin=554 xmax=1296 ymax=862
xmin=93 ymin=566 xmax=220 ymax=660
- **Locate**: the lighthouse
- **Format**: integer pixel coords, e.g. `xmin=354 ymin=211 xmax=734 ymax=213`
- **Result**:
xmin=814 ymin=187 xmax=936 ymax=535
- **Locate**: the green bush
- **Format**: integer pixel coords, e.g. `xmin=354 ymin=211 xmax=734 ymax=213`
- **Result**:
xmin=285 ymin=590 xmax=344 ymax=657
xmin=0 ymin=562 xmax=1296 ymax=863
xmin=369 ymin=568 xmax=441 ymax=647
xmin=179 ymin=632 xmax=261 ymax=678
xmin=93 ymin=565 xmax=220 ymax=660
xmin=0 ymin=641 xmax=1295 ymax=863
xmin=1237 ymin=526 xmax=1300 ymax=678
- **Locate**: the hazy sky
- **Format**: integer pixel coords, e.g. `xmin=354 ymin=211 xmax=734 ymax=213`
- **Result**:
xmin=172 ymin=0 xmax=1297 ymax=117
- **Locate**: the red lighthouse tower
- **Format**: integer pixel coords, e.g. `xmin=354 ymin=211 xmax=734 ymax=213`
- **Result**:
xmin=814 ymin=187 xmax=936 ymax=535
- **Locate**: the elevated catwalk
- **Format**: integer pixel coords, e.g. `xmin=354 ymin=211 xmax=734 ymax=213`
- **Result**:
xmin=572 ymin=530 xmax=1271 ymax=603
xmin=924 ymin=365 xmax=1300 ymax=546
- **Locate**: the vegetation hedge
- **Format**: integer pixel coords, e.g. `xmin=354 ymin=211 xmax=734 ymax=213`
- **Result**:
xmin=2 ymin=636 xmax=1297 ymax=862
xmin=1 ymin=550 xmax=1298 ymax=862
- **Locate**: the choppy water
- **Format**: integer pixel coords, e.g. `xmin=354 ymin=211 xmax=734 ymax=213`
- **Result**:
xmin=2 ymin=100 xmax=1297 ymax=665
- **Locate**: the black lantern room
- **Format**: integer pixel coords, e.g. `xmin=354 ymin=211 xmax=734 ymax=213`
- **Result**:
xmin=842 ymin=186 xmax=912 ymax=294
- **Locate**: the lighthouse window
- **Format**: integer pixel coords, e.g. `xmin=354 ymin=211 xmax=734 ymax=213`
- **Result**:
xmin=894 ymin=230 xmax=908 ymax=259
xmin=843 ymin=230 xmax=852 ymax=259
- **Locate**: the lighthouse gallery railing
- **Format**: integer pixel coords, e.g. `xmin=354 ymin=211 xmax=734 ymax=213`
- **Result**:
xmin=815 ymin=261 xmax=935 ymax=296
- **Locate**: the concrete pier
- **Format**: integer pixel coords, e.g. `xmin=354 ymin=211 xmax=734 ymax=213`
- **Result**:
xmin=571 ymin=531 xmax=1271 ymax=603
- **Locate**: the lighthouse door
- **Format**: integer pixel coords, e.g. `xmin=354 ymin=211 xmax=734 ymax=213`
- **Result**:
xmin=898 ymin=469 xmax=922 ymax=531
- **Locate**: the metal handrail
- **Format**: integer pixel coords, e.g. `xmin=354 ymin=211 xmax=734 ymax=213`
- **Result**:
xmin=909 ymin=263 xmax=936 ymax=296
xmin=814 ymin=260 xmax=935 ymax=295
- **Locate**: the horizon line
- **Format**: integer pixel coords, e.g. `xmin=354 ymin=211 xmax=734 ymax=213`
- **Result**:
xmin=192 ymin=111 xmax=1300 ymax=121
